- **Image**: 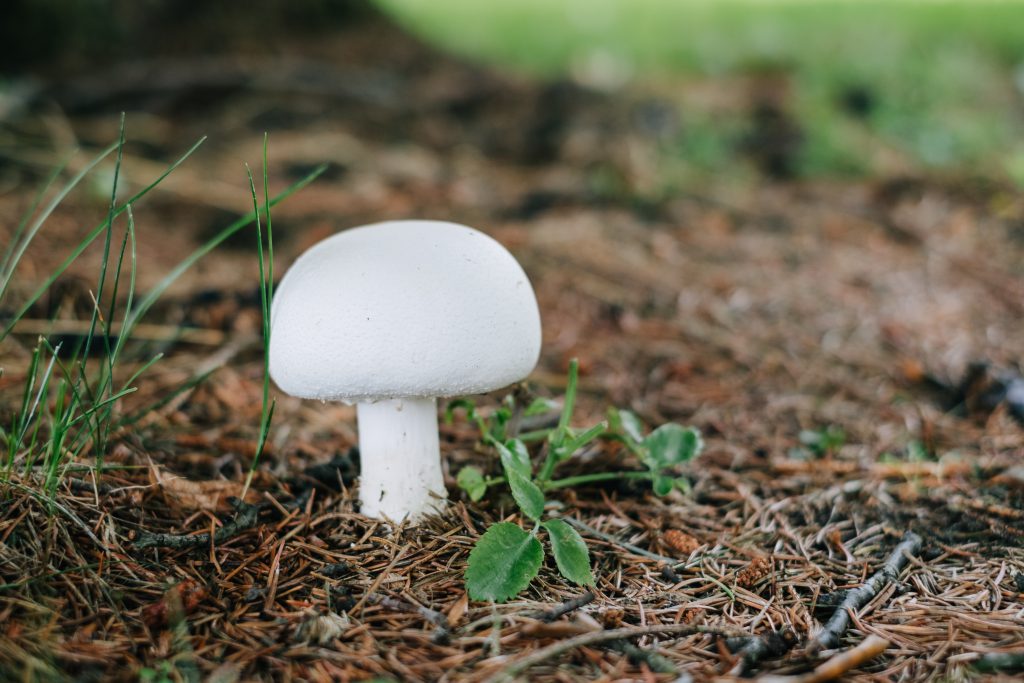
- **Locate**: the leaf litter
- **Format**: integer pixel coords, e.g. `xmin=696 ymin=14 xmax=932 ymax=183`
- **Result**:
xmin=1 ymin=10 xmax=1023 ymax=682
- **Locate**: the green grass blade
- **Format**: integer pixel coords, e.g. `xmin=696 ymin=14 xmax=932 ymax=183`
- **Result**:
xmin=0 ymin=142 xmax=119 ymax=305
xmin=243 ymin=136 xmax=282 ymax=496
xmin=1 ymin=136 xmax=207 ymax=340
xmin=555 ymin=358 xmax=579 ymax=439
xmin=81 ymin=113 xmax=127 ymax=363
xmin=0 ymin=154 xmax=70 ymax=277
xmin=113 ymin=162 xmax=326 ymax=356
xmin=114 ymin=366 xmax=214 ymax=428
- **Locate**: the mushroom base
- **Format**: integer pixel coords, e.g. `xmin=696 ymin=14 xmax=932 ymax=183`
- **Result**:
xmin=356 ymin=397 xmax=447 ymax=522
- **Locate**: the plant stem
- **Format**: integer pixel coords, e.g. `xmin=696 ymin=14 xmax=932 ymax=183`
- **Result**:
xmin=543 ymin=470 xmax=652 ymax=490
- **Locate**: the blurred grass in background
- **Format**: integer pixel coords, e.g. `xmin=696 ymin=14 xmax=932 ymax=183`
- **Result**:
xmin=377 ymin=0 xmax=1024 ymax=181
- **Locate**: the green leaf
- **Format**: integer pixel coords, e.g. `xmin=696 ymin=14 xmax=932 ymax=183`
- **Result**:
xmin=497 ymin=439 xmax=531 ymax=478
xmin=551 ymin=359 xmax=579 ymax=448
xmin=525 ymin=397 xmax=559 ymax=417
xmin=799 ymin=425 xmax=845 ymax=456
xmin=488 ymin=406 xmax=512 ymax=442
xmin=457 ymin=466 xmax=487 ymax=502
xmin=543 ymin=519 xmax=594 ymax=586
xmin=466 ymin=522 xmax=544 ymax=602
xmin=643 ymin=424 xmax=704 ymax=469
xmin=615 ymin=409 xmax=646 ymax=445
xmin=652 ymin=474 xmax=674 ymax=496
xmin=445 ymin=398 xmax=477 ymax=425
xmin=562 ymin=421 xmax=607 ymax=457
xmin=674 ymin=476 xmax=691 ymax=494
xmin=507 ymin=468 xmax=545 ymax=521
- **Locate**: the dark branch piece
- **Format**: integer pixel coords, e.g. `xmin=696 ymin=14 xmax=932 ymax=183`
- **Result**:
xmin=808 ymin=531 xmax=922 ymax=653
xmin=726 ymin=627 xmax=798 ymax=676
xmin=134 ymin=499 xmax=263 ymax=550
xmin=530 ymin=591 xmax=596 ymax=622
xmin=608 ymin=639 xmax=678 ymax=674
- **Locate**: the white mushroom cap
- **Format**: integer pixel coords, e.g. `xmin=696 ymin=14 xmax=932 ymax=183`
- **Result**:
xmin=269 ymin=220 xmax=542 ymax=402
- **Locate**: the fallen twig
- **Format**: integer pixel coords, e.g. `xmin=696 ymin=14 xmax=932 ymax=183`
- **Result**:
xmin=608 ymin=639 xmax=678 ymax=674
xmin=727 ymin=628 xmax=798 ymax=676
xmin=807 ymin=532 xmax=922 ymax=653
xmin=759 ymin=635 xmax=890 ymax=683
xmin=529 ymin=591 xmax=595 ymax=622
xmin=484 ymin=623 xmax=745 ymax=683
xmin=134 ymin=499 xmax=263 ymax=549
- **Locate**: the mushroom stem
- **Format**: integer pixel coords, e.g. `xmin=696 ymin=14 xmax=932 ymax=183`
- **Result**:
xmin=356 ymin=397 xmax=446 ymax=521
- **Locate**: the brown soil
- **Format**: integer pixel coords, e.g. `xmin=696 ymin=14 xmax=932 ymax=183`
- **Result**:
xmin=1 ymin=11 xmax=1023 ymax=683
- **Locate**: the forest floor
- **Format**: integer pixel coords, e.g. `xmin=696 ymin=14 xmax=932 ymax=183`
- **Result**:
xmin=1 ymin=10 xmax=1023 ymax=682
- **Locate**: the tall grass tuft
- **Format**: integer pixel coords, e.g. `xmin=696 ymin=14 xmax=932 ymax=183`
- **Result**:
xmin=0 ymin=121 xmax=326 ymax=494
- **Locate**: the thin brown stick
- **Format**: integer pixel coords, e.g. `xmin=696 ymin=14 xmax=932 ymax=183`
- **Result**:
xmin=807 ymin=532 xmax=922 ymax=653
xmin=484 ymin=623 xmax=745 ymax=683
xmin=529 ymin=591 xmax=595 ymax=622
xmin=805 ymin=636 xmax=890 ymax=682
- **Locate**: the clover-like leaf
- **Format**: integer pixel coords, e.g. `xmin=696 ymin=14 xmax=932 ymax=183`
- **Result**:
xmin=466 ymin=522 xmax=544 ymax=602
xmin=543 ymin=519 xmax=594 ymax=586
xmin=507 ymin=468 xmax=545 ymax=521
xmin=496 ymin=439 xmax=531 ymax=478
xmin=457 ymin=466 xmax=487 ymax=502
xmin=643 ymin=424 xmax=703 ymax=469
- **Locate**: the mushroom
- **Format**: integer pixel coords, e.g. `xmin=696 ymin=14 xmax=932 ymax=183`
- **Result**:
xmin=269 ymin=220 xmax=541 ymax=522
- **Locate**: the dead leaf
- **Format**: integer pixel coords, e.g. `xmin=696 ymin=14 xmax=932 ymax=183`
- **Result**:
xmin=447 ymin=592 xmax=469 ymax=627
xmin=295 ymin=611 xmax=350 ymax=645
xmin=143 ymin=579 xmax=208 ymax=628
xmin=148 ymin=464 xmax=259 ymax=512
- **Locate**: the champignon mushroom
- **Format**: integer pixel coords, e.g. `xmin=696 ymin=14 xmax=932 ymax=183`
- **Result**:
xmin=269 ymin=220 xmax=541 ymax=522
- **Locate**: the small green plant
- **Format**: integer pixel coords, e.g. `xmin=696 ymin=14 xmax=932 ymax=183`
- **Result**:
xmin=798 ymin=425 xmax=846 ymax=458
xmin=457 ymin=359 xmax=703 ymax=602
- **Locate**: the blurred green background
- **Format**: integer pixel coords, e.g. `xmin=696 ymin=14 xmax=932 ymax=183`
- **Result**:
xmin=378 ymin=0 xmax=1024 ymax=181
xmin=3 ymin=0 xmax=1023 ymax=182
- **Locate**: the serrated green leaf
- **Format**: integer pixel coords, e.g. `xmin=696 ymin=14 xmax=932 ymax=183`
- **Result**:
xmin=542 ymin=519 xmax=594 ymax=586
xmin=507 ymin=468 xmax=545 ymax=521
xmin=457 ymin=466 xmax=487 ymax=502
xmin=652 ymin=474 xmax=674 ymax=496
xmin=496 ymin=439 xmax=531 ymax=477
xmin=643 ymin=424 xmax=704 ymax=469
xmin=465 ymin=522 xmax=544 ymax=602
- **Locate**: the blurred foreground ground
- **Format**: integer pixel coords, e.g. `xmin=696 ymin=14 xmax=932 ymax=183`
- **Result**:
xmin=1 ymin=4 xmax=1023 ymax=681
